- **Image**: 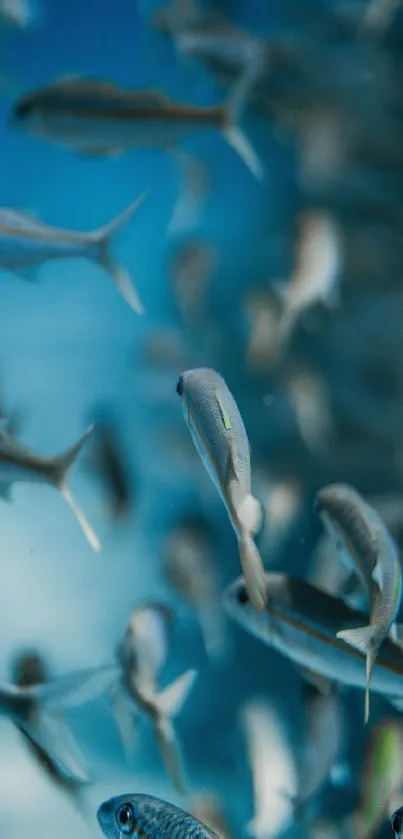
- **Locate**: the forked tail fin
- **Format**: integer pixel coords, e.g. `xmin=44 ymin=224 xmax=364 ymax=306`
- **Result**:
xmin=50 ymin=425 xmax=101 ymax=552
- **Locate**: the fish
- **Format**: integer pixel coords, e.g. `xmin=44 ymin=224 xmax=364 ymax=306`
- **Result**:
xmin=223 ymin=572 xmax=403 ymax=711
xmin=315 ymin=483 xmax=402 ymax=722
xmin=163 ymin=517 xmax=227 ymax=660
xmin=0 ymin=0 xmax=36 ymax=27
xmin=97 ymin=793 xmax=221 ymax=839
xmin=352 ymin=720 xmax=403 ymax=839
xmin=285 ymin=369 xmax=335 ymax=454
xmin=0 ymin=192 xmax=147 ymax=313
xmin=243 ymin=289 xmax=283 ymax=371
xmin=86 ymin=408 xmax=132 ymax=522
xmin=12 ymin=651 xmax=89 ymax=811
xmin=0 ymin=660 xmax=116 ymax=783
xmin=13 ymin=75 xmax=263 ymax=180
xmin=112 ymin=603 xmax=197 ymax=794
xmin=170 ymin=240 xmax=216 ymax=327
xmin=360 ymin=0 xmax=401 ymax=33
xmin=253 ymin=468 xmax=303 ymax=559
xmin=176 ymin=367 xmax=266 ymax=612
xmin=0 ymin=422 xmax=100 ymax=551
xmin=240 ymin=699 xmax=297 ymax=839
xmin=391 ymin=807 xmax=403 ymax=839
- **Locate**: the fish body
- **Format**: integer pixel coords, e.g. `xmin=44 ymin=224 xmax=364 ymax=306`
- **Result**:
xmin=0 ymin=193 xmax=147 ymax=313
xmin=224 ymin=572 xmax=403 ymax=708
xmin=114 ymin=603 xmax=197 ymax=793
xmin=176 ymin=367 xmax=266 ymax=612
xmin=13 ymin=76 xmax=263 ymax=179
xmin=97 ymin=793 xmax=220 ymax=839
xmin=0 ymin=424 xmax=100 ymax=551
xmin=316 ymin=483 xmax=402 ymax=721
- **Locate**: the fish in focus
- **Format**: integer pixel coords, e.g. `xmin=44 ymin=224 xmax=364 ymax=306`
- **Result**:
xmin=391 ymin=807 xmax=403 ymax=839
xmin=13 ymin=75 xmax=263 ymax=180
xmin=240 ymin=699 xmax=297 ymax=839
xmin=163 ymin=517 xmax=227 ymax=660
xmin=112 ymin=602 xmax=197 ymax=794
xmin=97 ymin=793 xmax=221 ymax=839
xmin=352 ymin=720 xmax=403 ymax=839
xmin=223 ymin=573 xmax=403 ymax=710
xmin=12 ymin=651 xmax=88 ymax=811
xmin=0 ymin=192 xmax=147 ymax=313
xmin=0 ymin=422 xmax=100 ymax=550
xmin=315 ymin=482 xmax=402 ymax=722
xmin=0 ymin=660 xmax=116 ymax=783
xmin=176 ymin=367 xmax=266 ymax=612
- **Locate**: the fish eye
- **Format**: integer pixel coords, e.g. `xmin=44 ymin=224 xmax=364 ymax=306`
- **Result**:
xmin=391 ymin=813 xmax=402 ymax=834
xmin=176 ymin=376 xmax=184 ymax=396
xmin=237 ymin=585 xmax=249 ymax=605
xmin=116 ymin=803 xmax=135 ymax=834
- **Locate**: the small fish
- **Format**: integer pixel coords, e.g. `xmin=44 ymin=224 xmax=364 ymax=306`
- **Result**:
xmin=253 ymin=469 xmax=303 ymax=559
xmin=0 ymin=660 xmax=115 ymax=783
xmin=97 ymin=793 xmax=220 ymax=839
xmin=241 ymin=699 xmax=297 ymax=839
xmin=0 ymin=0 xmax=36 ymax=28
xmin=0 ymin=423 xmax=100 ymax=551
xmin=113 ymin=603 xmax=197 ymax=794
xmin=176 ymin=368 xmax=266 ymax=612
xmin=285 ymin=369 xmax=335 ymax=454
xmin=163 ymin=517 xmax=227 ymax=660
xmin=315 ymin=483 xmax=402 ymax=722
xmin=352 ymin=720 xmax=403 ymax=839
xmin=170 ymin=240 xmax=216 ymax=327
xmin=12 ymin=651 xmax=88 ymax=811
xmin=360 ymin=0 xmax=401 ymax=33
xmin=243 ymin=290 xmax=283 ymax=371
xmin=223 ymin=573 xmax=403 ymax=711
xmin=391 ymin=807 xmax=403 ymax=839
xmin=86 ymin=408 xmax=132 ymax=522
xmin=13 ymin=75 xmax=263 ymax=180
xmin=0 ymin=192 xmax=147 ymax=313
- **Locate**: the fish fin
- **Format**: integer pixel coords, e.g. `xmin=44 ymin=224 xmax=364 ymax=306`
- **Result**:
xmin=237 ymin=493 xmax=263 ymax=534
xmin=222 ymin=68 xmax=264 ymax=181
xmin=238 ymin=531 xmax=267 ymax=612
xmin=372 ymin=561 xmax=382 ymax=586
xmin=49 ymin=425 xmax=101 ymax=552
xmin=110 ymin=687 xmax=138 ymax=760
xmin=167 ymin=148 xmax=209 ymax=236
xmin=156 ymin=668 xmax=197 ymax=717
xmin=31 ymin=665 xmax=118 ymax=711
xmin=336 ymin=625 xmax=375 ymax=723
xmin=298 ymin=666 xmax=333 ymax=695
xmin=0 ymin=482 xmax=12 ymax=501
xmin=18 ymin=713 xmax=90 ymax=785
xmin=91 ymin=190 xmax=149 ymax=314
xmin=154 ymin=714 xmax=186 ymax=794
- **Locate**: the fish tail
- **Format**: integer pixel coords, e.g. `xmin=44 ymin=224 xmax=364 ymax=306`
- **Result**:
xmin=91 ymin=190 xmax=149 ymax=314
xmin=238 ymin=530 xmax=267 ymax=612
xmin=50 ymin=425 xmax=101 ymax=552
xmin=221 ymin=64 xmax=264 ymax=181
xmin=156 ymin=668 xmax=197 ymax=718
xmin=154 ymin=713 xmax=187 ymax=794
xmin=336 ymin=625 xmax=377 ymax=723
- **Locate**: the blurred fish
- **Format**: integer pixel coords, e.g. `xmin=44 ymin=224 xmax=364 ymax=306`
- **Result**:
xmin=0 ymin=423 xmax=100 ymax=551
xmin=87 ymin=412 xmax=132 ymax=522
xmin=12 ymin=651 xmax=88 ymax=811
xmin=191 ymin=792 xmax=231 ymax=839
xmin=352 ymin=720 xmax=403 ymax=839
xmin=141 ymin=328 xmax=190 ymax=368
xmin=176 ymin=368 xmax=266 ymax=612
xmin=13 ymin=75 xmax=263 ymax=180
xmin=170 ymin=240 xmax=216 ymax=327
xmin=315 ymin=483 xmax=402 ymax=722
xmin=224 ymin=573 xmax=403 ymax=710
xmin=285 ymin=369 xmax=335 ymax=454
xmin=360 ymin=0 xmax=401 ymax=32
xmin=274 ymin=211 xmax=342 ymax=352
xmin=97 ymin=793 xmax=220 ymax=839
xmin=163 ymin=517 xmax=226 ymax=660
xmin=243 ymin=290 xmax=282 ymax=372
xmin=0 ymin=193 xmax=147 ymax=313
xmin=391 ymin=807 xmax=403 ymax=839
xmin=113 ymin=603 xmax=197 ymax=794
xmin=253 ymin=468 xmax=303 ymax=559
xmin=0 ymin=0 xmax=36 ymax=27
xmin=0 ymin=661 xmax=115 ymax=783
xmin=240 ymin=699 xmax=297 ymax=839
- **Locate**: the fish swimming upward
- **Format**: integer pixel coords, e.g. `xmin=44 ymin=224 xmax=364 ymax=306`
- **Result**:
xmin=0 ymin=191 xmax=147 ymax=313
xmin=0 ymin=423 xmax=100 ymax=551
xmin=12 ymin=75 xmax=263 ymax=180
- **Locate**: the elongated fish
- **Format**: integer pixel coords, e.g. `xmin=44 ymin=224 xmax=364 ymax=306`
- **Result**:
xmin=112 ymin=603 xmax=197 ymax=794
xmin=176 ymin=368 xmax=266 ymax=612
xmin=0 ymin=192 xmax=147 ymax=313
xmin=315 ymin=483 xmax=402 ymax=722
xmin=224 ymin=573 xmax=403 ymax=711
xmin=0 ymin=423 xmax=100 ymax=551
xmin=13 ymin=76 xmax=263 ymax=180
xmin=97 ymin=793 xmax=220 ymax=839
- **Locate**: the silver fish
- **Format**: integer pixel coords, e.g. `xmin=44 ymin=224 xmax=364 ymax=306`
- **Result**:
xmin=0 ymin=192 xmax=147 ymax=313
xmin=0 ymin=423 xmax=100 ymax=551
xmin=13 ymin=75 xmax=263 ymax=180
xmin=315 ymin=482 xmax=402 ymax=722
xmin=176 ymin=367 xmax=266 ymax=612
xmin=97 ymin=793 xmax=220 ymax=839
xmin=113 ymin=603 xmax=197 ymax=794
xmin=223 ymin=573 xmax=403 ymax=712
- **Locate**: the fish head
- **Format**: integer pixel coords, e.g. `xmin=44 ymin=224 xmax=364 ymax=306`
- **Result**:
xmin=391 ymin=806 xmax=403 ymax=839
xmin=120 ymin=603 xmax=174 ymax=685
xmin=97 ymin=794 xmax=158 ymax=839
xmin=223 ymin=575 xmax=272 ymax=639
